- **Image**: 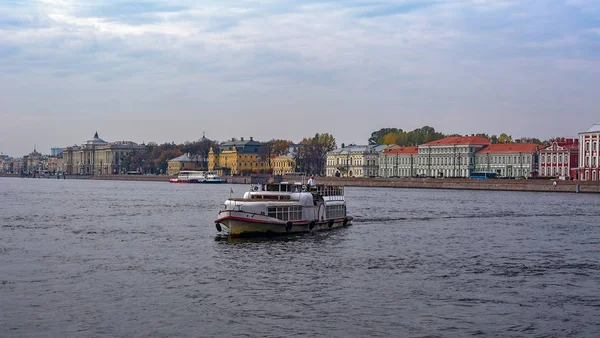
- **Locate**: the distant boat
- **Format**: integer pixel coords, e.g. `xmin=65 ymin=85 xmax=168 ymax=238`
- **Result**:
xmin=170 ymin=170 xmax=226 ymax=184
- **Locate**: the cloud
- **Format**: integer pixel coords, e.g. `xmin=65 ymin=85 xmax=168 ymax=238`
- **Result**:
xmin=1 ymin=0 xmax=600 ymax=155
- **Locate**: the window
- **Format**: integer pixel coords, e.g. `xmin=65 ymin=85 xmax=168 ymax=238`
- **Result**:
xmin=267 ymin=206 xmax=302 ymax=221
xmin=326 ymin=205 xmax=346 ymax=219
xmin=586 ymin=142 xmax=590 ymax=151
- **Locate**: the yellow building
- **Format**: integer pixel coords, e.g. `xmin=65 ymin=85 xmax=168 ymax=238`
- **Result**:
xmin=272 ymin=153 xmax=296 ymax=175
xmin=208 ymin=137 xmax=268 ymax=175
xmin=167 ymin=153 xmax=208 ymax=175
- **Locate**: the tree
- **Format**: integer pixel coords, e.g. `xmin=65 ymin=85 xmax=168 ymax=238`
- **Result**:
xmin=258 ymin=139 xmax=293 ymax=169
xmin=498 ymin=133 xmax=513 ymax=143
xmin=375 ymin=126 xmax=445 ymax=146
xmin=295 ymin=133 xmax=336 ymax=175
xmin=368 ymin=128 xmax=400 ymax=145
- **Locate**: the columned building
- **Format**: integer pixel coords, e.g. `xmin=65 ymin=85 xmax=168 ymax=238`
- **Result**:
xmin=579 ymin=122 xmax=600 ymax=181
xmin=538 ymin=139 xmax=579 ymax=179
xmin=326 ymin=145 xmax=387 ymax=177
xmin=417 ymin=136 xmax=491 ymax=178
xmin=379 ymin=147 xmax=418 ymax=177
xmin=475 ymin=143 xmax=539 ymax=178
xmin=62 ymin=132 xmax=146 ymax=175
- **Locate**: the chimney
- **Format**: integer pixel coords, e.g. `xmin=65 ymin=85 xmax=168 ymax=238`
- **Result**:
xmin=241 ymin=137 xmax=244 ymax=141
xmin=250 ymin=136 xmax=253 ymax=141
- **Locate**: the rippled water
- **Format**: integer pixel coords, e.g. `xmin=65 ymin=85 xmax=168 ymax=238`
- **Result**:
xmin=1 ymin=177 xmax=600 ymax=337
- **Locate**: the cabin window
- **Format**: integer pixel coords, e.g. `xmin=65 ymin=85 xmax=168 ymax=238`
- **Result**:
xmin=326 ymin=205 xmax=346 ymax=219
xmin=267 ymin=206 xmax=302 ymax=221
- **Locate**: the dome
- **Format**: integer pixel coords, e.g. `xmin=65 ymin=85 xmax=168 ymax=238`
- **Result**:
xmin=198 ymin=132 xmax=209 ymax=143
xmin=83 ymin=131 xmax=108 ymax=146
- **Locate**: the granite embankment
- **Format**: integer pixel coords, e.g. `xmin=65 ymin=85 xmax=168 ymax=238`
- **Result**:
xmin=3 ymin=173 xmax=598 ymax=193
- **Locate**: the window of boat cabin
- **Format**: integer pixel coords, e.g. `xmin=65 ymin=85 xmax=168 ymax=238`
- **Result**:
xmin=326 ymin=205 xmax=346 ymax=219
xmin=267 ymin=206 xmax=302 ymax=221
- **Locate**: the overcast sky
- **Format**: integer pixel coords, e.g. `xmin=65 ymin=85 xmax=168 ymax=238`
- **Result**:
xmin=1 ymin=0 xmax=599 ymax=156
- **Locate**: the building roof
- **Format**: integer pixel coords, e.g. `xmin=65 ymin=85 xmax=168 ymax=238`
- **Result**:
xmin=476 ymin=143 xmax=539 ymax=154
xmin=581 ymin=122 xmax=600 ymax=134
xmin=83 ymin=131 xmax=108 ymax=146
xmin=421 ymin=136 xmax=491 ymax=146
xmin=540 ymin=140 xmax=579 ymax=152
xmin=328 ymin=144 xmax=386 ymax=155
xmin=383 ymin=146 xmax=419 ymax=155
xmin=168 ymin=154 xmax=194 ymax=162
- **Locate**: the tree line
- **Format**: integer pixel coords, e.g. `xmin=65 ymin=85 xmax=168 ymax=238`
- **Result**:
xmin=116 ymin=133 xmax=336 ymax=176
xmin=369 ymin=126 xmax=559 ymax=147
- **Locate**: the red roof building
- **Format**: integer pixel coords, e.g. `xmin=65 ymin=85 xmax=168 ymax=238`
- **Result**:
xmin=475 ymin=143 xmax=540 ymax=178
xmin=539 ymin=139 xmax=579 ymax=179
xmin=379 ymin=147 xmax=419 ymax=177
xmin=417 ymin=136 xmax=491 ymax=178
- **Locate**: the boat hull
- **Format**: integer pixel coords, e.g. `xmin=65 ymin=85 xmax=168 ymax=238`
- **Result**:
xmin=170 ymin=179 xmax=226 ymax=184
xmin=215 ymin=211 xmax=352 ymax=237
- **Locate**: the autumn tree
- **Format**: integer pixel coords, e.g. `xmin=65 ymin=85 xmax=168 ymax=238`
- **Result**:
xmin=375 ymin=126 xmax=445 ymax=146
xmin=498 ymin=133 xmax=513 ymax=143
xmin=369 ymin=128 xmax=400 ymax=145
xmin=295 ymin=133 xmax=336 ymax=175
xmin=258 ymin=139 xmax=293 ymax=171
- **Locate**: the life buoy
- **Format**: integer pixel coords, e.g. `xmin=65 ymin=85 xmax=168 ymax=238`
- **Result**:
xmin=285 ymin=221 xmax=293 ymax=232
xmin=215 ymin=222 xmax=222 ymax=232
xmin=309 ymin=221 xmax=316 ymax=230
xmin=328 ymin=219 xmax=334 ymax=228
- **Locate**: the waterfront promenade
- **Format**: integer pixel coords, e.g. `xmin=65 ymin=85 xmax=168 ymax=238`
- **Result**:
xmin=3 ymin=173 xmax=599 ymax=193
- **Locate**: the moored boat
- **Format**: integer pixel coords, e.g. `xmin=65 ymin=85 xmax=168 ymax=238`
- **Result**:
xmin=170 ymin=170 xmax=226 ymax=184
xmin=214 ymin=182 xmax=353 ymax=237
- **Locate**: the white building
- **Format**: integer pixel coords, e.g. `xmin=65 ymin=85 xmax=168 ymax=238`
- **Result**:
xmin=326 ymin=145 xmax=387 ymax=177
xmin=579 ymin=122 xmax=600 ymax=181
xmin=474 ymin=143 xmax=539 ymax=178
xmin=379 ymin=147 xmax=419 ymax=177
xmin=416 ymin=136 xmax=491 ymax=178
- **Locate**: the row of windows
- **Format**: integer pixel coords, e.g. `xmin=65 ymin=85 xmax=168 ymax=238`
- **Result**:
xmin=584 ymin=142 xmax=598 ymax=152
xmin=267 ymin=206 xmax=302 ymax=221
xmin=379 ymin=168 xmax=414 ymax=177
xmin=476 ymin=156 xmax=530 ymax=165
xmin=584 ymin=157 xmax=598 ymax=167
xmin=326 ymin=205 xmax=346 ymax=219
xmin=419 ymin=147 xmax=472 ymax=154
xmin=327 ymin=158 xmax=377 ymax=166
xmin=540 ymin=154 xmax=567 ymax=164
xmin=380 ymin=156 xmax=414 ymax=165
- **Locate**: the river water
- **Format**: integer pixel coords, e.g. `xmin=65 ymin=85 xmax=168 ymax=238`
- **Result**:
xmin=1 ymin=177 xmax=600 ymax=337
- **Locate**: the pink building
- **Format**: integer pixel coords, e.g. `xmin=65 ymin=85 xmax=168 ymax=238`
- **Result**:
xmin=579 ymin=122 xmax=600 ymax=181
xmin=539 ymin=139 xmax=579 ymax=179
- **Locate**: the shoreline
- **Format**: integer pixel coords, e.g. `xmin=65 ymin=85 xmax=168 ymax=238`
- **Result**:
xmin=2 ymin=173 xmax=599 ymax=193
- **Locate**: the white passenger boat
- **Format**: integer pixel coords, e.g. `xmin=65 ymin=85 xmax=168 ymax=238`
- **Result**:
xmin=214 ymin=182 xmax=353 ymax=237
xmin=170 ymin=170 xmax=226 ymax=184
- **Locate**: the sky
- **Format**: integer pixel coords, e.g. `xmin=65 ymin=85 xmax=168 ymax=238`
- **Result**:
xmin=1 ymin=0 xmax=600 ymax=156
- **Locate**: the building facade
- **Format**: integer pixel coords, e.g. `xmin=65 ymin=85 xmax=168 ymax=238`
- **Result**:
xmin=272 ymin=153 xmax=296 ymax=175
xmin=416 ymin=136 xmax=491 ymax=178
xmin=208 ymin=137 xmax=267 ymax=176
xmin=538 ymin=139 xmax=578 ymax=179
xmin=579 ymin=122 xmax=600 ymax=181
xmin=474 ymin=143 xmax=539 ymax=178
xmin=379 ymin=147 xmax=419 ymax=177
xmin=326 ymin=145 xmax=387 ymax=177
xmin=167 ymin=153 xmax=209 ymax=175
xmin=62 ymin=132 xmax=146 ymax=175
